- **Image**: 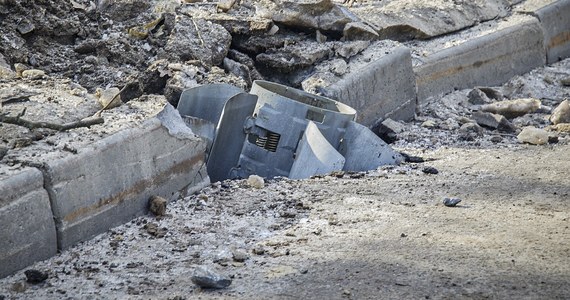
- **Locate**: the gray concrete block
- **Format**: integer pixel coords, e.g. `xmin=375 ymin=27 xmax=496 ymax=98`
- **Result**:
xmin=415 ymin=17 xmax=545 ymax=103
xmin=326 ymin=46 xmax=417 ymax=126
xmin=45 ymin=117 xmax=207 ymax=249
xmin=535 ymin=0 xmax=570 ymax=63
xmin=0 ymin=168 xmax=57 ymax=278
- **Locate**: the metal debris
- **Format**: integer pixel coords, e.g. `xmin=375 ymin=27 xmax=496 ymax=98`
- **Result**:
xmin=177 ymin=80 xmax=402 ymax=180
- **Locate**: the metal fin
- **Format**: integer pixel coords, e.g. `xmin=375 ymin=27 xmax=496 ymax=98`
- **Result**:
xmin=340 ymin=121 xmax=403 ymax=172
xmin=289 ymin=122 xmax=345 ymax=179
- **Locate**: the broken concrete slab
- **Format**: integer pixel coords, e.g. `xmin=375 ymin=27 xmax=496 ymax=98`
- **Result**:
xmin=0 ymin=167 xmax=57 ymax=278
xmin=414 ymin=15 xmax=545 ymax=103
xmin=270 ymin=0 xmax=358 ymax=33
xmin=516 ymin=0 xmax=570 ymax=63
xmin=349 ymin=0 xmax=519 ymax=41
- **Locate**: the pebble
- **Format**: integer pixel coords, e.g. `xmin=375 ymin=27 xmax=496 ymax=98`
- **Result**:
xmin=443 ymin=197 xmax=461 ymax=207
xmin=472 ymin=111 xmax=516 ymax=132
xmin=148 ymin=195 xmax=167 ymax=216
xmin=480 ymin=98 xmax=541 ymax=119
xmin=550 ymin=100 xmax=570 ymax=125
xmin=24 ymin=269 xmax=48 ymax=284
xmin=191 ymin=266 xmax=232 ymax=289
xmin=468 ymin=88 xmax=491 ymax=105
xmin=95 ymin=87 xmax=122 ymax=109
xmin=517 ymin=127 xmax=549 ymax=145
xmin=459 ymin=122 xmax=484 ymax=136
xmin=422 ymin=166 xmax=439 ymax=174
xmin=21 ymin=69 xmax=46 ymax=80
xmin=246 ymin=175 xmax=265 ymax=189
xmin=560 ymin=77 xmax=570 ymax=86
xmin=144 ymin=222 xmax=167 ymax=238
xmin=252 ymin=245 xmax=265 ymax=255
xmin=232 ymin=249 xmax=249 ymax=262
xmin=421 ymin=120 xmax=437 ymax=128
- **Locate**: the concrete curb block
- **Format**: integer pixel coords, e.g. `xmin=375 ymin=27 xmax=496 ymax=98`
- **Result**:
xmin=415 ymin=17 xmax=546 ymax=103
xmin=44 ymin=118 xmax=207 ymax=250
xmin=0 ymin=168 xmax=57 ymax=278
xmin=534 ymin=0 xmax=570 ymax=63
xmin=327 ymin=46 xmax=417 ymax=125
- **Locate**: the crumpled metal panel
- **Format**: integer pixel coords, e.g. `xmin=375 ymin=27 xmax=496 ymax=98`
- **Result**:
xmin=289 ymin=122 xmax=345 ymax=179
xmin=340 ymin=121 xmax=403 ymax=171
xmin=177 ymin=80 xmax=401 ymax=181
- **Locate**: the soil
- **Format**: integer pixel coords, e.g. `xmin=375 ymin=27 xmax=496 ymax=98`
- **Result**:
xmin=1 ymin=0 xmax=570 ymax=299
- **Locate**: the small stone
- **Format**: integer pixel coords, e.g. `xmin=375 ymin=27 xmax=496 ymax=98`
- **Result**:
xmin=252 ymin=245 xmax=265 ymax=255
xmin=144 ymin=222 xmax=168 ymax=238
xmin=95 ymin=87 xmax=122 ymax=109
xmin=24 ymin=269 xmax=48 ymax=284
xmin=490 ymin=135 xmax=503 ymax=143
xmin=459 ymin=122 xmax=484 ymax=136
xmin=468 ymin=88 xmax=491 ymax=105
xmin=443 ymin=197 xmax=461 ymax=207
xmin=149 ymin=195 xmax=167 ymax=216
xmin=550 ymin=100 xmax=570 ymax=125
xmin=421 ymin=120 xmax=437 ymax=128
xmin=472 ymin=111 xmax=516 ymax=132
xmin=517 ymin=127 xmax=549 ymax=145
xmin=400 ymin=233 xmax=407 ymax=238
xmin=422 ymin=166 xmax=438 ymax=174
xmin=343 ymin=22 xmax=379 ymax=41
xmin=480 ymin=98 xmax=541 ymax=119
xmin=374 ymin=118 xmax=404 ymax=144
xmin=217 ymin=0 xmax=236 ymax=12
xmin=232 ymin=249 xmax=249 ymax=262
xmin=17 ymin=19 xmax=35 ymax=35
xmin=191 ymin=266 xmax=232 ymax=289
xmin=560 ymin=77 xmax=570 ymax=86
xmin=21 ymin=69 xmax=46 ymax=80
xmin=246 ymin=175 xmax=264 ymax=189
xmin=14 ymin=63 xmax=29 ymax=77
xmin=477 ymin=86 xmax=503 ymax=100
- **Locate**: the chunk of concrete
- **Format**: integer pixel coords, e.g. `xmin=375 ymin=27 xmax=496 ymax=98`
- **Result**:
xmin=45 ymin=113 xmax=208 ymax=249
xmin=472 ymin=111 xmax=516 ymax=132
xmin=415 ymin=16 xmax=545 ymax=103
xmin=0 ymin=167 xmax=57 ymax=278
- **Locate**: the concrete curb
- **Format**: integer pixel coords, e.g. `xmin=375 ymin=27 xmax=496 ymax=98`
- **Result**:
xmin=415 ymin=16 xmax=546 ymax=104
xmin=532 ymin=0 xmax=570 ymax=64
xmin=44 ymin=118 xmax=207 ymax=250
xmin=1 ymin=0 xmax=570 ymax=279
xmin=327 ymin=46 xmax=417 ymax=126
xmin=0 ymin=168 xmax=57 ymax=278
xmin=0 ymin=114 xmax=208 ymax=277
